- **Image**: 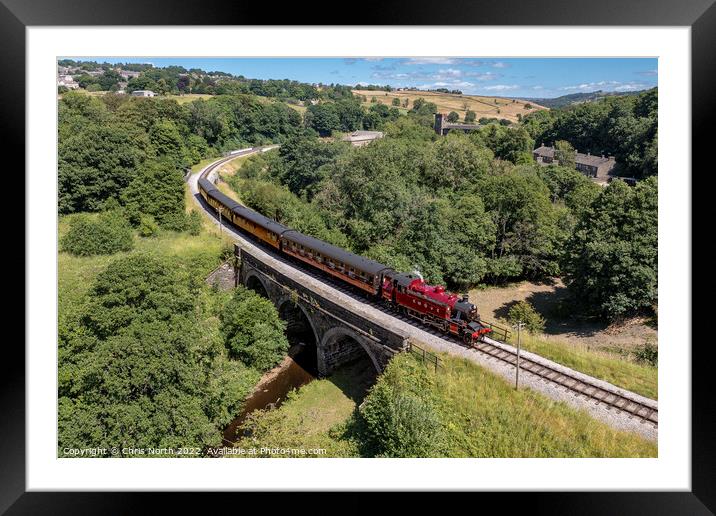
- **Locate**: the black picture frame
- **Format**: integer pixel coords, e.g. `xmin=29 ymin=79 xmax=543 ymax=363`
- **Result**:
xmin=4 ymin=0 xmax=712 ymax=512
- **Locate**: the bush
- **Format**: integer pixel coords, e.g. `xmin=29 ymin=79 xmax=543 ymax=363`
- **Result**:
xmin=187 ymin=210 xmax=202 ymax=236
xmin=138 ymin=214 xmax=159 ymax=237
xmin=633 ymin=342 xmax=658 ymax=366
xmin=160 ymin=211 xmax=188 ymax=232
xmin=61 ymin=212 xmax=134 ymax=256
xmin=360 ymin=357 xmax=447 ymax=457
xmin=507 ymin=300 xmax=545 ymax=334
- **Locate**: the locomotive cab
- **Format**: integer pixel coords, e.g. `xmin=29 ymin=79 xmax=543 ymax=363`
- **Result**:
xmin=452 ymin=294 xmax=479 ymax=322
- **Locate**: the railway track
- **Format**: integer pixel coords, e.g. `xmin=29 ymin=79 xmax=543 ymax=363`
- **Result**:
xmin=472 ymin=341 xmax=658 ymax=427
xmin=195 ymin=151 xmax=659 ymax=432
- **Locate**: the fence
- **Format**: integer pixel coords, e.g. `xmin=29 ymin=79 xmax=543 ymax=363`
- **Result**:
xmin=481 ymin=320 xmax=511 ymax=342
xmin=406 ymin=340 xmax=442 ymax=373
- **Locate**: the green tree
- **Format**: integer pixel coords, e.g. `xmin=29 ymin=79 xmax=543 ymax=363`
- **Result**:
xmin=58 ymin=255 xmax=256 ymax=454
xmin=446 ymin=111 xmax=459 ymax=123
xmin=562 ymin=177 xmax=658 ymax=319
xmin=275 ymin=135 xmax=348 ymax=200
xmin=391 ymin=97 xmax=401 ymax=106
xmin=464 ymin=110 xmax=476 ymax=124
xmin=305 ymin=103 xmax=340 ymax=136
xmin=219 ymin=287 xmax=289 ymax=371
xmin=58 ymin=122 xmax=149 ymax=213
xmin=554 ymin=140 xmax=576 ymax=169
xmin=360 ymin=356 xmax=447 ymax=457
xmin=508 ymin=300 xmax=545 ymax=333
xmin=121 ymin=159 xmax=186 ymax=230
xmin=480 ymin=168 xmax=561 ymax=280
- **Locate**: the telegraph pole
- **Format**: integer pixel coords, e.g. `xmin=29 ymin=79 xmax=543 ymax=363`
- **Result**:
xmin=512 ymin=321 xmax=525 ymax=389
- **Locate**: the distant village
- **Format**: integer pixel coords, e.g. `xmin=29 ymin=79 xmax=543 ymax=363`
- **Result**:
xmin=58 ymin=64 xmax=138 ymax=95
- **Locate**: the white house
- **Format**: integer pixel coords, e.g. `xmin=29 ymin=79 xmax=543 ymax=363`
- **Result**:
xmin=131 ymin=90 xmax=157 ymax=97
xmin=57 ymin=74 xmax=79 ymax=90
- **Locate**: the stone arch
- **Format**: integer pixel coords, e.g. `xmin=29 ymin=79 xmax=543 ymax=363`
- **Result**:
xmin=244 ymin=270 xmax=270 ymax=299
xmin=276 ymin=296 xmax=320 ymax=346
xmin=319 ymin=326 xmax=382 ymax=374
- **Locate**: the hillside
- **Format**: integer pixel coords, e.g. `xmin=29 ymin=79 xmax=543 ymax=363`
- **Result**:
xmin=518 ymin=89 xmax=652 ymax=109
xmin=352 ymin=89 xmax=547 ymax=123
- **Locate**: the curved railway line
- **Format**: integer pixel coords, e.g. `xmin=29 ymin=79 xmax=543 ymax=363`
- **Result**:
xmin=193 ymin=149 xmax=658 ymax=438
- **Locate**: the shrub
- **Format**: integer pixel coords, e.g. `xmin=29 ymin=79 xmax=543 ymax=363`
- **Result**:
xmin=360 ymin=358 xmax=447 ymax=457
xmin=160 ymin=211 xmax=188 ymax=232
xmin=507 ymin=300 xmax=546 ymax=334
xmin=138 ymin=214 xmax=159 ymax=237
xmin=633 ymin=342 xmax=658 ymax=366
xmin=61 ymin=212 xmax=134 ymax=256
xmin=187 ymin=210 xmax=202 ymax=236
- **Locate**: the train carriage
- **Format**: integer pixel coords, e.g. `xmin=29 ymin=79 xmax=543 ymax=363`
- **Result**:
xmin=198 ymin=177 xmax=288 ymax=249
xmin=279 ymin=230 xmax=391 ymax=295
xmin=231 ymin=204 xmax=288 ymax=250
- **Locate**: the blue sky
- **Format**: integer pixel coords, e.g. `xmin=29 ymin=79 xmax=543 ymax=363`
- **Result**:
xmin=83 ymin=57 xmax=657 ymax=98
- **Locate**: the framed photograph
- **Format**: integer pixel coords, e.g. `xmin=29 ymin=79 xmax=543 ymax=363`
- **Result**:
xmin=7 ymin=0 xmax=713 ymax=511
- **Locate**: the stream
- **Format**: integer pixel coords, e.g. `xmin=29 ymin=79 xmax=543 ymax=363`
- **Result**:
xmin=222 ymin=343 xmax=317 ymax=446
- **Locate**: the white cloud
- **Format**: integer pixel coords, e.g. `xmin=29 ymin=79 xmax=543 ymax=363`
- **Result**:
xmin=437 ymin=68 xmax=463 ymax=77
xmin=614 ymin=83 xmax=645 ymax=91
xmin=559 ymin=80 xmax=651 ymax=92
xmin=405 ymin=57 xmax=457 ymax=65
xmin=482 ymin=84 xmax=519 ymax=91
xmin=417 ymin=80 xmax=475 ymax=89
xmin=491 ymin=62 xmax=509 ymax=68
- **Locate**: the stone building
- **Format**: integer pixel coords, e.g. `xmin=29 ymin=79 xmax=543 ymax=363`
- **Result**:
xmin=533 ymin=143 xmax=617 ymax=182
xmin=434 ymin=113 xmax=479 ymax=136
xmin=130 ymin=90 xmax=157 ymax=97
xmin=342 ymin=130 xmax=384 ymax=147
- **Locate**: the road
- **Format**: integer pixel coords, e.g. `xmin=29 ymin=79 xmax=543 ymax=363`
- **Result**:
xmin=189 ymin=150 xmax=657 ymax=441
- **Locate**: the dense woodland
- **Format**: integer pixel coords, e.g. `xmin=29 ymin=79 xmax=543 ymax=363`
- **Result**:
xmin=57 ymin=82 xmax=658 ymax=454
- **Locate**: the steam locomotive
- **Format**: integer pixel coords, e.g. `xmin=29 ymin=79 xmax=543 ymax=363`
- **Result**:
xmin=198 ymin=176 xmax=492 ymax=345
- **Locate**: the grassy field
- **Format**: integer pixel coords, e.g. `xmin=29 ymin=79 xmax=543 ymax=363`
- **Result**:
xmin=229 ymin=352 xmax=656 ymax=457
xmin=506 ymin=332 xmax=657 ymax=400
xmin=165 ymin=93 xmax=215 ymax=104
xmin=58 ymin=212 xmax=227 ymax=314
xmin=352 ymin=89 xmax=546 ymax=123
xmin=430 ymin=353 xmax=656 ymax=457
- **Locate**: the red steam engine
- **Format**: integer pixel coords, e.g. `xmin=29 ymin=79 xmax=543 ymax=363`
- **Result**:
xmin=381 ymin=271 xmax=492 ymax=345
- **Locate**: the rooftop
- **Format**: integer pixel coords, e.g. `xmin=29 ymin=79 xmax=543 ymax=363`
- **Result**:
xmin=533 ymin=144 xmax=615 ymax=167
xmin=342 ymin=130 xmax=383 ymax=141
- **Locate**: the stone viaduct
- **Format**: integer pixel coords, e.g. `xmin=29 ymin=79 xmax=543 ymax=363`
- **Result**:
xmin=234 ymin=245 xmax=408 ymax=376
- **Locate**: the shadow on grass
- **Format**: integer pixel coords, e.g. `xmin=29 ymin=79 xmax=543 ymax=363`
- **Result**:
xmin=324 ymin=356 xmax=380 ymax=458
xmin=494 ymin=285 xmax=609 ymax=338
xmin=327 ymin=356 xmax=378 ymax=405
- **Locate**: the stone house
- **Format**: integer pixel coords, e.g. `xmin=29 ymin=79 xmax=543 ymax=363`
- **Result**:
xmin=533 ymin=143 xmax=617 ymax=181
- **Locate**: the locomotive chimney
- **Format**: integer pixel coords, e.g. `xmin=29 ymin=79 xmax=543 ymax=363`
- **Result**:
xmin=462 ymin=294 xmax=469 ymax=302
